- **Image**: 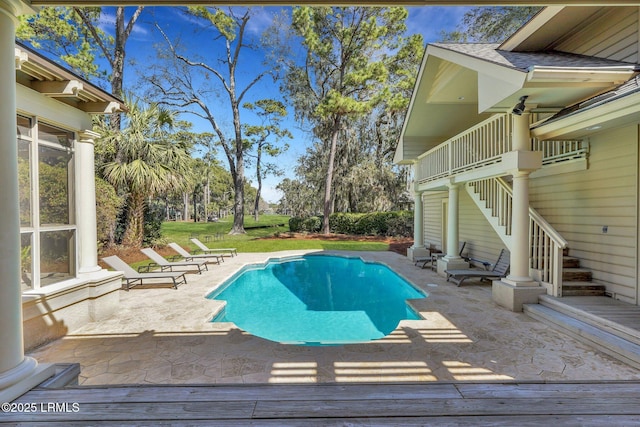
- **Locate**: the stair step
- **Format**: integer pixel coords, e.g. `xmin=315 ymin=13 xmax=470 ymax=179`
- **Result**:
xmin=563 ymin=268 xmax=592 ymax=282
xmin=562 ymin=281 xmax=606 ymax=296
xmin=523 ymin=303 xmax=640 ymax=369
xmin=538 ymin=295 xmax=640 ymax=346
xmin=562 ymin=256 xmax=580 ymax=268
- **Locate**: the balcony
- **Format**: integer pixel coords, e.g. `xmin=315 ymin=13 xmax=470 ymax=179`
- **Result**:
xmin=415 ymin=114 xmax=587 ymax=187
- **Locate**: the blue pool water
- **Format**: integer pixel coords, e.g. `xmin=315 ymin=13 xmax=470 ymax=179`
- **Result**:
xmin=207 ymin=255 xmax=426 ymax=345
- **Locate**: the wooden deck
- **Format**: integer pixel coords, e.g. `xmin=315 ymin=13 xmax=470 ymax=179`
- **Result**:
xmin=538 ymin=295 xmax=640 ymax=343
xmin=551 ymin=296 xmax=640 ymax=333
xmin=6 ymin=381 xmax=640 ymax=425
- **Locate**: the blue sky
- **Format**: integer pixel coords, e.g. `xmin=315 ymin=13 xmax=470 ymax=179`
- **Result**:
xmin=102 ymin=6 xmax=470 ymax=203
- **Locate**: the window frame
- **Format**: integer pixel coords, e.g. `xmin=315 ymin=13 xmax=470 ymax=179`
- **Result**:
xmin=18 ymin=114 xmax=78 ymax=291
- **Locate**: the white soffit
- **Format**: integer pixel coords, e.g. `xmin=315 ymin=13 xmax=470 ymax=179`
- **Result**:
xmin=527 ymin=66 xmax=636 ymax=84
xmin=478 ymin=71 xmax=526 ymax=113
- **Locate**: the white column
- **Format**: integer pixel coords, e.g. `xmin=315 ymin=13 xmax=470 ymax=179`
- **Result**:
xmin=506 ymin=171 xmax=535 ymax=283
xmin=444 ymin=183 xmax=460 ymax=260
xmin=504 ymin=113 xmax=535 ymax=285
xmin=491 ymin=112 xmax=544 ymax=312
xmin=412 ymin=191 xmax=424 ymax=249
xmin=0 ymin=0 xmax=37 ymax=391
xmin=76 ymin=131 xmax=101 ymax=273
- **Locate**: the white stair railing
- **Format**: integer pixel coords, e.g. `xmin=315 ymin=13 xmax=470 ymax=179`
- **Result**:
xmin=469 ymin=177 xmax=568 ymax=297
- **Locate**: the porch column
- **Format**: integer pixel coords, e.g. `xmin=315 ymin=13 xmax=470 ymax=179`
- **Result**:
xmin=492 ymin=112 xmax=545 ymax=311
xmin=0 ymin=0 xmax=52 ymax=402
xmin=506 ymin=171 xmax=536 ymax=283
xmin=408 ymin=190 xmax=428 ymax=261
xmin=76 ymin=130 xmax=101 ymax=273
xmin=412 ymin=191 xmax=424 ymax=248
xmin=444 ymin=183 xmax=460 ymax=261
xmin=437 ymin=182 xmax=468 ymax=275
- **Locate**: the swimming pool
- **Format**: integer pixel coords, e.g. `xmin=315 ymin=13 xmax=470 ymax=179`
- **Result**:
xmin=207 ymin=254 xmax=426 ymax=345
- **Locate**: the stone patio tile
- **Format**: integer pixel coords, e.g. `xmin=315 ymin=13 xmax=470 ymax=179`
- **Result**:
xmin=25 ymin=250 xmax=640 ymax=386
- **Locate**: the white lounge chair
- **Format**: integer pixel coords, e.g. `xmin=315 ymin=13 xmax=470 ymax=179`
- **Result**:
xmin=140 ymin=247 xmax=208 ymax=274
xmin=102 ymin=255 xmax=187 ymax=291
xmin=190 ymin=238 xmax=237 ymax=258
xmin=168 ymin=242 xmax=222 ymax=264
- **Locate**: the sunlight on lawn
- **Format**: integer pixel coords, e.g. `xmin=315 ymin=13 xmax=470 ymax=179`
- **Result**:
xmin=161 ymin=215 xmax=391 ymax=252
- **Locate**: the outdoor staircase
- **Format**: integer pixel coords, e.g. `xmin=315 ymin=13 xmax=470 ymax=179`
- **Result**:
xmin=561 ymin=248 xmax=606 ymax=297
xmin=466 ymin=178 xmax=606 ymax=298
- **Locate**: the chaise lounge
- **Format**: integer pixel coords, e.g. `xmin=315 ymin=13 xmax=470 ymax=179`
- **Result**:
xmin=168 ymin=242 xmax=222 ymax=264
xmin=190 ymin=238 xmax=238 ymax=258
xmin=140 ymin=247 xmax=208 ymax=274
xmin=102 ymin=255 xmax=187 ymax=291
xmin=445 ymin=249 xmax=510 ymax=287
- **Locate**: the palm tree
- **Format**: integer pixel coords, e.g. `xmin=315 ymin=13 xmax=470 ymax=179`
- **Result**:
xmin=98 ymin=97 xmax=191 ymax=248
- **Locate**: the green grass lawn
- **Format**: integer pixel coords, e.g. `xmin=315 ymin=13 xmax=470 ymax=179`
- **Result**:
xmin=103 ymin=215 xmax=396 ymax=272
xmin=161 ymin=215 xmax=390 ymax=253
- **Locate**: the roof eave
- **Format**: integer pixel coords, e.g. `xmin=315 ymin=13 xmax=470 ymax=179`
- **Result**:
xmin=527 ymin=66 xmax=638 ymax=84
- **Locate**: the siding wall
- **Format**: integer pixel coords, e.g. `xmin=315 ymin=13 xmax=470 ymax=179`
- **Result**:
xmin=529 ymin=125 xmax=638 ymax=304
xmin=555 ymin=7 xmax=640 ymax=62
xmin=422 ymin=189 xmax=506 ymax=267
xmin=420 ymin=125 xmax=639 ymax=304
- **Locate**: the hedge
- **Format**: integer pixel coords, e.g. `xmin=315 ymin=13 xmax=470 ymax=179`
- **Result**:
xmin=289 ymin=211 xmax=413 ymax=237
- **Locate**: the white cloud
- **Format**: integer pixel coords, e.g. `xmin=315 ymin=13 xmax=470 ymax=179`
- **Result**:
xmin=98 ymin=9 xmax=151 ymax=39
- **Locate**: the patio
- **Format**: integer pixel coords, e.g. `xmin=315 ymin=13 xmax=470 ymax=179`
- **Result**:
xmin=27 ymin=250 xmax=640 ymax=385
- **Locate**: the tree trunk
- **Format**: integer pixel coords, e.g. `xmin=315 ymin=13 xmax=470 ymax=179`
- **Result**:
xmin=322 ymin=120 xmax=341 ymax=234
xmin=193 ymin=192 xmax=197 ymax=222
xmin=230 ymin=170 xmax=245 ymax=234
xmin=254 ymin=156 xmax=262 ymax=222
xmin=204 ymin=179 xmax=209 ymax=221
xmin=230 ymin=102 xmax=246 ymax=234
xmin=122 ymin=192 xmax=145 ymax=248
xmin=182 ymin=192 xmax=189 ymax=222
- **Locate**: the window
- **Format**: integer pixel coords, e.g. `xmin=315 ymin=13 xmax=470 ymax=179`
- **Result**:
xmin=40 ymin=230 xmax=75 ymax=285
xmin=38 ymin=144 xmax=73 ymax=225
xmin=18 ymin=116 xmax=77 ymax=289
xmin=17 ymin=117 xmax=32 ymax=227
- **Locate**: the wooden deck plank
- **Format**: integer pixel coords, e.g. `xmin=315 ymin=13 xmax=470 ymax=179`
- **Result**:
xmin=4 ymin=397 xmax=640 ymax=422
xmin=1 ymin=401 xmax=257 ymax=422
xmin=456 ymin=381 xmax=640 ymax=398
xmin=18 ymin=381 xmax=640 ymax=404
xmin=14 ymin=383 xmax=462 ymax=403
xmin=8 ymin=382 xmax=640 ymax=424
xmin=253 ymin=397 xmax=640 ymax=418
xmin=13 ymin=415 xmax=640 ymax=426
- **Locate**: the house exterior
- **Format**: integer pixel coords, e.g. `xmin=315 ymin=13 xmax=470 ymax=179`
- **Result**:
xmin=14 ymin=42 xmax=126 ymax=351
xmin=396 ymin=6 xmax=640 ymax=311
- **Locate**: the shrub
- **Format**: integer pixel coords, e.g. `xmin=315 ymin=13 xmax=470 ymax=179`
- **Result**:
xmin=293 ymin=211 xmax=413 ymax=237
xmin=329 ymin=212 xmax=357 ymax=234
xmin=143 ymin=203 xmax=165 ymax=246
xmin=302 ymin=216 xmax=322 ymax=233
xmin=385 ymin=211 xmax=413 ymax=237
xmin=95 ymin=177 xmax=123 ymax=246
xmin=289 ymin=217 xmax=304 ymax=232
xmin=289 ymin=216 xmax=322 ymax=233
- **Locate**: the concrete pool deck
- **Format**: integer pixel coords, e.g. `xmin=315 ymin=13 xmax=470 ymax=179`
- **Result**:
xmin=28 ymin=250 xmax=640 ymax=385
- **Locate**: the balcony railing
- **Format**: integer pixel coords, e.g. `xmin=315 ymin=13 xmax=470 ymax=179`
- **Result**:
xmin=415 ymin=114 xmax=587 ymax=184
